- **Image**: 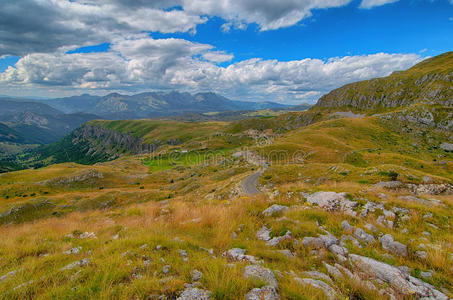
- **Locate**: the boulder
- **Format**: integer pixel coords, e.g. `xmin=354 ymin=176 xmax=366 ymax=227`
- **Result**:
xmin=302 ymin=237 xmax=324 ymax=249
xmin=266 ymin=231 xmax=292 ymax=247
xmin=379 ymin=234 xmax=407 ymax=257
xmin=256 ymin=226 xmax=272 ymax=241
xmin=349 ymin=254 xmax=448 ymax=299
xmin=374 ymin=181 xmax=403 ymax=189
xmin=306 ymin=192 xmax=357 ymax=214
xmin=177 ymin=287 xmax=211 ymax=300
xmin=222 ymin=248 xmax=261 ymax=264
xmin=353 ymin=228 xmax=375 ymax=244
xmin=244 ymin=265 xmax=278 ymax=288
xmin=341 ymin=220 xmax=353 ymax=231
xmin=262 ymin=204 xmax=289 ymax=217
xmin=245 ymin=286 xmax=280 ymax=300
xmin=192 ymin=270 xmax=203 ymax=281
xmin=294 ymin=277 xmax=337 ymax=300
xmin=440 ymin=142 xmax=453 ymax=152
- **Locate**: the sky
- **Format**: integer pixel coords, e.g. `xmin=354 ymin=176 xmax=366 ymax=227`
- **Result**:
xmin=0 ymin=0 xmax=452 ymax=104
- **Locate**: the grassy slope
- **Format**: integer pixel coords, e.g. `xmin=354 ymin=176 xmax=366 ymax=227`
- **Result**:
xmin=0 ymin=114 xmax=452 ymax=299
xmin=315 ymin=52 xmax=453 ymax=112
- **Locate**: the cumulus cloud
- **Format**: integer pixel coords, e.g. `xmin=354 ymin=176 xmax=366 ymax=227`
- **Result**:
xmin=181 ymin=0 xmax=353 ymax=31
xmin=0 ymin=0 xmax=206 ymax=56
xmin=359 ymin=0 xmax=399 ymax=9
xmin=0 ymin=36 xmax=422 ymax=104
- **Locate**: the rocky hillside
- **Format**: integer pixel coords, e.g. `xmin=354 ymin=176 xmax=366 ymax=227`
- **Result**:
xmin=315 ymin=52 xmax=453 ymax=110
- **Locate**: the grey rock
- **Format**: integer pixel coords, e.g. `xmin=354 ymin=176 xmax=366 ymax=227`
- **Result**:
xmin=353 ymin=228 xmax=375 ymax=244
xmin=374 ymin=181 xmax=403 ymax=189
xmin=379 ymin=234 xmax=407 ymax=257
xmin=349 ymin=254 xmax=448 ymax=299
xmin=275 ymin=249 xmax=295 ymax=258
xmin=420 ymin=271 xmax=433 ymax=279
xmin=364 ymin=223 xmax=378 ymax=233
xmin=266 ymin=231 xmax=292 ymax=247
xmin=301 ymin=271 xmax=333 ymax=284
xmin=176 ymin=287 xmax=211 ymax=300
xmin=244 ymin=265 xmax=278 ymax=288
xmin=245 ymin=286 xmax=280 ymax=300
xmin=162 ymin=265 xmax=171 ymax=274
xmin=262 ymin=204 xmax=289 ymax=217
xmin=302 ymin=237 xmax=324 ymax=249
xmin=63 ymin=246 xmax=82 ymax=255
xmin=256 ymin=226 xmax=272 ymax=241
xmin=60 ymin=258 xmax=90 ymax=271
xmin=440 ymin=142 xmax=453 ymax=152
xmin=340 ymin=235 xmax=361 ymax=248
xmin=192 ymin=270 xmax=203 ymax=281
xmin=328 ymin=244 xmax=349 ymax=261
xmin=341 ymin=220 xmax=353 ymax=231
xmin=306 ymin=191 xmax=357 ymax=214
xmin=319 ymin=234 xmax=339 ymax=248
xmin=294 ymin=277 xmax=337 ymax=300
xmin=0 ymin=269 xmax=22 ymax=283
xmin=323 ymin=262 xmax=344 ymax=280
xmin=222 ymin=248 xmax=261 ymax=264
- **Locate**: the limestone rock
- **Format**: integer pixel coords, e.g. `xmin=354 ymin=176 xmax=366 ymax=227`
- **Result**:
xmin=245 ymin=286 xmax=280 ymax=300
xmin=294 ymin=277 xmax=337 ymax=300
xmin=262 ymin=204 xmax=289 ymax=217
xmin=349 ymin=254 xmax=448 ymax=299
xmin=353 ymin=228 xmax=375 ymax=244
xmin=244 ymin=265 xmax=278 ymax=288
xmin=306 ymin=191 xmax=357 ymax=214
xmin=176 ymin=287 xmax=211 ymax=300
xmin=222 ymin=248 xmax=261 ymax=264
xmin=379 ymin=234 xmax=407 ymax=257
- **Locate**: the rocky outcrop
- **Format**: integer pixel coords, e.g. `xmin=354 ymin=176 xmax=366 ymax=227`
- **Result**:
xmin=305 ymin=192 xmax=357 ymax=215
xmin=349 ymin=254 xmax=448 ymax=299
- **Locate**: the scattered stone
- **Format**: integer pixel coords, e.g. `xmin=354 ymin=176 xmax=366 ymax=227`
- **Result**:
xmin=415 ymin=251 xmax=428 ymax=260
xmin=294 ymin=277 xmax=337 ymax=300
xmin=256 ymin=226 xmax=272 ymax=241
xmin=244 ymin=265 xmax=278 ymax=288
xmin=79 ymin=232 xmax=96 ymax=239
xmin=179 ymin=249 xmax=188 ymax=262
xmin=398 ymin=266 xmax=411 ymax=274
xmin=353 ymin=228 xmax=375 ymax=244
xmin=408 ymin=183 xmax=453 ymax=195
xmin=422 ymin=231 xmax=431 ymax=237
xmin=420 ymin=271 xmax=433 ymax=279
xmin=341 ymin=220 xmax=353 ymax=231
xmin=60 ymin=258 xmax=90 ymax=271
xmin=377 ymin=216 xmax=394 ymax=228
xmin=262 ymin=204 xmax=289 ymax=217
xmin=364 ymin=223 xmax=378 ymax=233
xmin=192 ymin=270 xmax=203 ymax=282
xmin=328 ymin=244 xmax=348 ymax=262
xmin=275 ymin=249 xmax=295 ymax=258
xmin=306 ymin=192 xmax=357 ymax=215
xmin=377 ymin=193 xmax=387 ymax=200
xmin=140 ymin=244 xmax=148 ymax=249
xmin=176 ymin=287 xmax=211 ymax=300
xmin=440 ymin=143 xmax=453 ymax=152
xmin=374 ymin=181 xmax=402 ymax=189
xmin=301 ymin=271 xmax=333 ymax=284
xmin=323 ymin=262 xmax=344 ymax=280
xmin=319 ymin=234 xmax=339 ymax=248
xmin=302 ymin=237 xmax=324 ymax=249
xmin=162 ymin=265 xmax=171 ymax=274
xmin=340 ymin=235 xmax=361 ymax=248
xmin=63 ymin=246 xmax=82 ymax=255
xmin=349 ymin=254 xmax=448 ymax=299
xmin=245 ymin=286 xmax=280 ymax=300
xmin=379 ymin=234 xmax=407 ymax=257
xmin=423 ymin=213 xmax=433 ymax=219
xmin=401 ymin=228 xmax=409 ymax=234
xmin=266 ymin=231 xmax=292 ymax=247
xmin=0 ymin=269 xmax=22 ymax=283
xmin=223 ymin=248 xmax=261 ymax=264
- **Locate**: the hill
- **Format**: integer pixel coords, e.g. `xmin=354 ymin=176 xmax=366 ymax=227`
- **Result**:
xmin=315 ymin=52 xmax=453 ymax=111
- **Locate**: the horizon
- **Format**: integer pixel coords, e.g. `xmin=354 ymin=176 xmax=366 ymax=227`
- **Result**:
xmin=0 ymin=0 xmax=452 ymax=104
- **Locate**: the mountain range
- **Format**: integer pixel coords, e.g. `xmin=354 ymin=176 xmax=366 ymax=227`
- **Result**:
xmin=34 ymin=92 xmax=290 ymax=119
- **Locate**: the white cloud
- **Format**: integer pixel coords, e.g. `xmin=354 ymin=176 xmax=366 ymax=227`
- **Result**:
xmin=181 ymin=0 xmax=353 ymax=31
xmin=359 ymin=0 xmax=399 ymax=9
xmin=0 ymin=36 xmax=422 ymax=104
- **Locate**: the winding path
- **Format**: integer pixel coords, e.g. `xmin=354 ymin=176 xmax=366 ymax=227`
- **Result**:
xmin=242 ymin=169 xmax=264 ymax=195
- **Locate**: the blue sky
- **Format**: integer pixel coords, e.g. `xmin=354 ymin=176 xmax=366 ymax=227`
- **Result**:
xmin=0 ymin=0 xmax=451 ymax=103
